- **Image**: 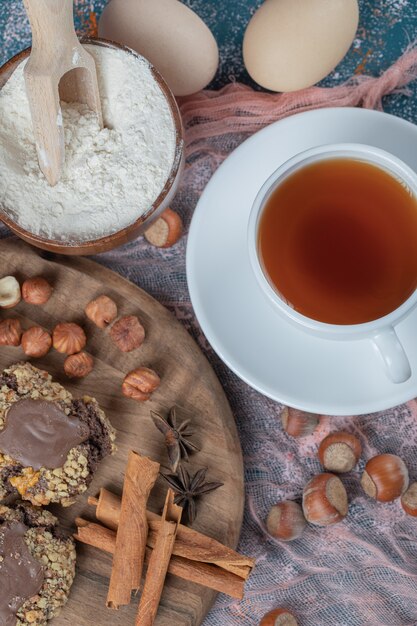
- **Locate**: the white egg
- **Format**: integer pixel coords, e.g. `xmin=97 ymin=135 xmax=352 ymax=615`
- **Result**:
xmin=243 ymin=0 xmax=359 ymax=92
xmin=98 ymin=0 xmax=219 ymax=97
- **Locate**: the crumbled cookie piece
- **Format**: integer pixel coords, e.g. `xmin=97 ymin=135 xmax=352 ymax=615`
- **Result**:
xmin=0 ymin=362 xmax=116 ymax=506
xmin=0 ymin=501 xmax=76 ymax=626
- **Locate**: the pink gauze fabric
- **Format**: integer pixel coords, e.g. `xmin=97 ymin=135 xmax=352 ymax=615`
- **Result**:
xmin=2 ymin=44 xmax=417 ymax=626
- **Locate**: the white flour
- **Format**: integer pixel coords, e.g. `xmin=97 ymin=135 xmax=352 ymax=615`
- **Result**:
xmin=0 ymin=45 xmax=176 ymax=242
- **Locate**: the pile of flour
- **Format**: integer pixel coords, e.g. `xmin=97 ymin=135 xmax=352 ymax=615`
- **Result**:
xmin=0 ymin=45 xmax=176 ymax=242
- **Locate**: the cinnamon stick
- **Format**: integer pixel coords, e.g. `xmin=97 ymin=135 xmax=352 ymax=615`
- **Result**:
xmin=75 ymin=517 xmax=116 ymax=553
xmin=89 ymin=488 xmax=254 ymax=579
xmin=74 ymin=519 xmax=245 ymax=599
xmin=136 ymin=490 xmax=182 ymax=626
xmin=106 ymin=451 xmax=160 ymax=608
xmin=147 ymin=521 xmax=251 ymax=579
xmin=89 ymin=490 xmax=120 ymax=531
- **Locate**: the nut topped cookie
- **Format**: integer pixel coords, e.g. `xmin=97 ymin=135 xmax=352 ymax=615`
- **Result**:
xmin=0 ymin=501 xmax=76 ymax=626
xmin=0 ymin=362 xmax=116 ymax=507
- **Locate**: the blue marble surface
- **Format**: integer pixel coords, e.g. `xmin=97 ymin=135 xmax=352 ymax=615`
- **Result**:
xmin=1 ymin=0 xmax=417 ymax=121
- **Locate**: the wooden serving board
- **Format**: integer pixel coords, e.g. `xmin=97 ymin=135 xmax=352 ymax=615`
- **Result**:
xmin=0 ymin=237 xmax=245 ymax=626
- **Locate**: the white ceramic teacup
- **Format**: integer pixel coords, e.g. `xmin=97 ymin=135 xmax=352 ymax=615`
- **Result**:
xmin=248 ymin=143 xmax=417 ymax=385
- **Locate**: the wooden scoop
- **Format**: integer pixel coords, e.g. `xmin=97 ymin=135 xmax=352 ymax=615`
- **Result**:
xmin=23 ymin=0 xmax=103 ymax=186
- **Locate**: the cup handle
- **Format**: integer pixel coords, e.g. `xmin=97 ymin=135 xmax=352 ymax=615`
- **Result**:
xmin=371 ymin=327 xmax=411 ymax=384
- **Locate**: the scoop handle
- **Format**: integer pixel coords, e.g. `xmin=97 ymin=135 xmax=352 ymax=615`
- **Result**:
xmin=23 ymin=0 xmax=79 ymax=58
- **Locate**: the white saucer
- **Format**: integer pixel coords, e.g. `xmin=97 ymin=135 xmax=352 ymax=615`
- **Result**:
xmin=186 ymin=107 xmax=417 ymax=416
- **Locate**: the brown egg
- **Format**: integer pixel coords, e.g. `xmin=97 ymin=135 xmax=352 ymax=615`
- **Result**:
xmin=243 ymin=0 xmax=359 ymax=92
xmin=99 ymin=0 xmax=219 ymax=96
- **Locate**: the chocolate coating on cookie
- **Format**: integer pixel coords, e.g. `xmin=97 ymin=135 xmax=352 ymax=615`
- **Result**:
xmin=0 ymin=520 xmax=44 ymax=626
xmin=0 ymin=399 xmax=89 ymax=470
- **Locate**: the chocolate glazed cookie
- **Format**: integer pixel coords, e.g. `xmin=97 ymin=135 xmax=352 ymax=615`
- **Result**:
xmin=0 ymin=362 xmax=116 ymax=506
xmin=0 ymin=501 xmax=76 ymax=626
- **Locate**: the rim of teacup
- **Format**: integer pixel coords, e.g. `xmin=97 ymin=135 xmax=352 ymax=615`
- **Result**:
xmin=248 ymin=142 xmax=417 ymax=337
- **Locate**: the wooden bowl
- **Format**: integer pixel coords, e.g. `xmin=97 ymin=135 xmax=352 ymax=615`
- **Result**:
xmin=0 ymin=38 xmax=184 ymax=255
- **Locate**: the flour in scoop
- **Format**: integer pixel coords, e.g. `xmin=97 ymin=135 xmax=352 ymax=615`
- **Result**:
xmin=0 ymin=45 xmax=177 ymax=242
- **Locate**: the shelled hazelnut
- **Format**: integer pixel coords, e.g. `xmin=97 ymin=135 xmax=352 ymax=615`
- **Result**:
xmin=122 ymin=367 xmax=160 ymax=402
xmin=21 ymin=327 xmax=52 ymax=358
xmin=401 ymin=482 xmax=417 ymax=517
xmin=266 ymin=501 xmax=306 ymax=541
xmin=260 ymin=608 xmax=298 ymax=626
xmin=22 ymin=276 xmax=52 ymax=305
xmin=85 ymin=295 xmax=117 ymax=329
xmin=64 ymin=352 xmax=94 ymax=378
xmin=281 ymin=407 xmax=319 ymax=438
xmin=52 ymin=322 xmax=87 ymax=355
xmin=0 ymin=276 xmax=21 ymax=308
xmin=0 ymin=318 xmax=22 ymax=346
xmin=144 ymin=208 xmax=183 ymax=248
xmin=318 ymin=432 xmax=362 ymax=473
xmin=110 ymin=315 xmax=145 ymax=352
xmin=302 ymin=473 xmax=348 ymax=526
xmin=361 ymin=454 xmax=409 ymax=502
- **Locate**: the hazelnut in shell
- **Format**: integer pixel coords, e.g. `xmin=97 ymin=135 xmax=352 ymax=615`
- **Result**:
xmin=0 ymin=318 xmax=22 ymax=346
xmin=266 ymin=501 xmax=306 ymax=541
xmin=401 ymin=482 xmax=417 ymax=517
xmin=302 ymin=473 xmax=348 ymax=526
xmin=64 ymin=352 xmax=94 ymax=378
xmin=122 ymin=367 xmax=160 ymax=402
xmin=361 ymin=454 xmax=409 ymax=502
xmin=22 ymin=276 xmax=52 ymax=305
xmin=144 ymin=208 xmax=183 ymax=248
xmin=318 ymin=431 xmax=362 ymax=473
xmin=260 ymin=608 xmax=298 ymax=626
xmin=52 ymin=322 xmax=87 ymax=355
xmin=110 ymin=315 xmax=145 ymax=352
xmin=85 ymin=295 xmax=117 ymax=328
xmin=0 ymin=276 xmax=21 ymax=308
xmin=281 ymin=407 xmax=319 ymax=438
xmin=21 ymin=327 xmax=52 ymax=358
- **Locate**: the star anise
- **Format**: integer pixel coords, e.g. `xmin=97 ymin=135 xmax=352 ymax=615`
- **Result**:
xmin=150 ymin=406 xmax=200 ymax=472
xmin=160 ymin=465 xmax=223 ymax=524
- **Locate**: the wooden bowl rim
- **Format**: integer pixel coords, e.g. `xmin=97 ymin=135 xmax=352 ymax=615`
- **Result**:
xmin=0 ymin=37 xmax=184 ymax=252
